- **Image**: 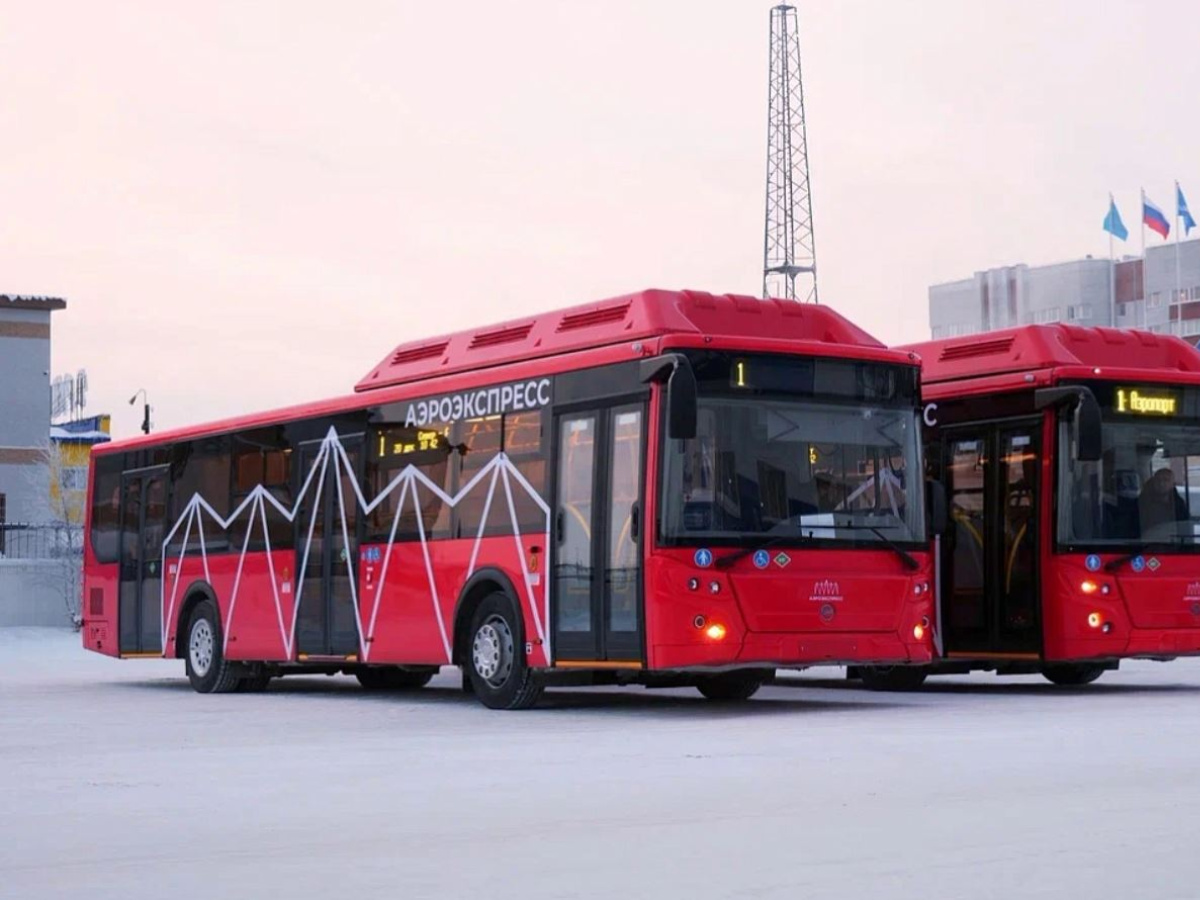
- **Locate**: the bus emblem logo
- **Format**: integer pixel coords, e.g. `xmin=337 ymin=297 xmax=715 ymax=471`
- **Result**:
xmin=753 ymin=550 xmax=771 ymax=569
xmin=1085 ymin=554 xmax=1101 ymax=572
xmin=694 ymin=549 xmax=713 ymax=568
xmin=811 ymin=579 xmax=842 ymax=602
xmin=819 ymin=603 xmax=835 ymax=622
xmin=1185 ymin=583 xmax=1200 ymax=600
xmin=774 ymin=552 xmax=792 ymax=568
xmin=1131 ymin=556 xmax=1146 ymax=573
xmin=1148 ymin=557 xmax=1161 ymax=572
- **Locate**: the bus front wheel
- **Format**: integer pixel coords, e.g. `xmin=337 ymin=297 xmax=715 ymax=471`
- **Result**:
xmin=466 ymin=592 xmax=543 ymax=710
xmin=697 ymin=670 xmax=768 ymax=701
xmin=859 ymin=665 xmax=929 ymax=692
xmin=184 ymin=600 xmax=244 ymax=694
xmin=1042 ymin=664 xmax=1106 ymax=686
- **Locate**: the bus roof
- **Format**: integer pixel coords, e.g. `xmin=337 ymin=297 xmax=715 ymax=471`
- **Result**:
xmin=97 ymin=288 xmax=906 ymax=456
xmin=902 ymin=324 xmax=1200 ymax=385
xmin=355 ymin=288 xmax=888 ymax=392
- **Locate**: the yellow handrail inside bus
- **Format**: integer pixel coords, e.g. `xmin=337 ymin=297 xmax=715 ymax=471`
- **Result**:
xmin=952 ymin=508 xmax=984 ymax=548
xmin=564 ymin=503 xmax=591 ymax=540
xmin=1005 ymin=521 xmax=1028 ymax=594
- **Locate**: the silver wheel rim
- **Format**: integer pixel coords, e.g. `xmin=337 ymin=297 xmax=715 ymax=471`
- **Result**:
xmin=472 ymin=615 xmax=514 ymax=688
xmin=189 ymin=617 xmax=214 ymax=677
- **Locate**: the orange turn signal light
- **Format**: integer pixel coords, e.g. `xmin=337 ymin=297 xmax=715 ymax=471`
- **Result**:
xmin=705 ymin=623 xmax=727 ymax=641
xmin=1087 ymin=612 xmax=1102 ymax=629
xmin=1081 ymin=580 xmax=1099 ymax=595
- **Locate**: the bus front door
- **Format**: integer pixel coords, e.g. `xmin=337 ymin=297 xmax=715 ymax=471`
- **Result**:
xmin=942 ymin=422 xmax=1041 ymax=657
xmin=552 ymin=403 xmax=646 ymax=665
xmin=295 ymin=436 xmax=363 ymax=658
xmin=117 ymin=467 xmax=169 ymax=655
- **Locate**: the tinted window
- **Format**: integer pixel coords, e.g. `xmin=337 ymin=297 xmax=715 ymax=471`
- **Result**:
xmin=366 ymin=422 xmax=454 ymax=542
xmin=89 ymin=455 xmax=123 ymax=563
xmin=168 ymin=437 xmax=231 ymax=554
xmin=229 ymin=427 xmax=293 ymax=551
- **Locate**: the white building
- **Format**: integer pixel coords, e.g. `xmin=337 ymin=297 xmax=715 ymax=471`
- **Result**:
xmin=929 ymin=238 xmax=1200 ymax=341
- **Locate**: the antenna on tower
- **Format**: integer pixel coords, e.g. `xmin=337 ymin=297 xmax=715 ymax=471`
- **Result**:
xmin=763 ymin=3 xmax=818 ymax=303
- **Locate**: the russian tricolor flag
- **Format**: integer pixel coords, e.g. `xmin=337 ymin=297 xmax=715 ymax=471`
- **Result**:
xmin=1143 ymin=192 xmax=1171 ymax=239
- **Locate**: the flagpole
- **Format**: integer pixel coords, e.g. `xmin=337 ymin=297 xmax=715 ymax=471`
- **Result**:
xmin=1141 ymin=189 xmax=1147 ymax=329
xmin=1109 ymin=226 xmax=1115 ymax=326
xmin=1176 ymin=181 xmax=1183 ymax=335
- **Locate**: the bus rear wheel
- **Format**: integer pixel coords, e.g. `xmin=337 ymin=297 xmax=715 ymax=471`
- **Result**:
xmin=355 ymin=667 xmax=436 ymax=690
xmin=1042 ymin=664 xmax=1106 ymax=686
xmin=184 ymin=600 xmax=243 ymax=694
xmin=237 ymin=671 xmax=272 ymax=693
xmin=467 ymin=592 xmax=543 ymax=710
xmin=859 ymin=665 xmax=928 ymax=692
xmin=697 ymin=670 xmax=768 ymax=702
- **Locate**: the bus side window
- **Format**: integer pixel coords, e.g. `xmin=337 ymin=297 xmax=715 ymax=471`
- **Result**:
xmin=366 ymin=422 xmax=453 ymax=542
xmin=503 ymin=410 xmax=548 ymax=534
xmin=90 ymin=455 xmax=123 ymax=564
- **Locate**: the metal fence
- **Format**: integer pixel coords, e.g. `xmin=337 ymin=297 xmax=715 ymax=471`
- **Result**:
xmin=0 ymin=523 xmax=84 ymax=561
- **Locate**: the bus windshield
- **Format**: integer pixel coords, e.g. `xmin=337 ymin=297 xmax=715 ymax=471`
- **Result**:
xmin=1059 ymin=416 xmax=1200 ymax=548
xmin=659 ymin=353 xmax=924 ymax=547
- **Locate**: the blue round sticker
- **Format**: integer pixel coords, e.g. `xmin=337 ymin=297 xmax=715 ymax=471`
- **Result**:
xmin=1085 ymin=554 xmax=1101 ymax=572
xmin=694 ymin=548 xmax=713 ymax=568
xmin=1131 ymin=555 xmax=1146 ymax=573
xmin=753 ymin=549 xmax=771 ymax=569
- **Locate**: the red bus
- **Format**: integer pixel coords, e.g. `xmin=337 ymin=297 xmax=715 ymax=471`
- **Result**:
xmin=81 ymin=289 xmax=934 ymax=708
xmin=855 ymin=324 xmax=1200 ymax=690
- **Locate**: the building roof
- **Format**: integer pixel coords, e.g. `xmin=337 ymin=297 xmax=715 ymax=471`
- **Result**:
xmin=0 ymin=294 xmax=67 ymax=312
xmin=357 ymin=288 xmax=891 ymax=392
xmin=903 ymin=324 xmax=1200 ymax=384
xmin=50 ymin=426 xmax=111 ymax=445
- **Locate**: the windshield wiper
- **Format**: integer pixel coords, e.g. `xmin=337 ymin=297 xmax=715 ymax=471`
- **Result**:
xmin=834 ymin=523 xmax=920 ymax=571
xmin=1104 ymin=552 xmax=1137 ymax=573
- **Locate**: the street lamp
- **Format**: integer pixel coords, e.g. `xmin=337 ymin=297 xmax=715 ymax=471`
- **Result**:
xmin=128 ymin=388 xmax=151 ymax=435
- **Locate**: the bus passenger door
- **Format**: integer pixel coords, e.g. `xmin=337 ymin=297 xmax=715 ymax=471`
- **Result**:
xmin=295 ymin=436 xmax=363 ymax=658
xmin=942 ymin=422 xmax=1041 ymax=656
xmin=552 ymin=403 xmax=646 ymax=664
xmin=117 ymin=467 xmax=169 ymax=655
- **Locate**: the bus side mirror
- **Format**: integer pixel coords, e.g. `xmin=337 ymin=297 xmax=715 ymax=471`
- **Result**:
xmin=926 ymin=480 xmax=948 ymax=536
xmin=640 ymin=354 xmax=697 ymax=441
xmin=1073 ymin=391 xmax=1102 ymax=462
xmin=1035 ymin=386 xmax=1102 ymax=462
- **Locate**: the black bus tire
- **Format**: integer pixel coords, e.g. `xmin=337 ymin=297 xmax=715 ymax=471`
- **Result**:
xmin=466 ymin=592 xmax=543 ymax=710
xmin=859 ymin=665 xmax=929 ymax=692
xmin=697 ymin=670 xmax=768 ymax=701
xmin=1042 ymin=664 xmax=1106 ymax=686
xmin=356 ymin=667 xmax=436 ymax=690
xmin=237 ymin=671 xmax=272 ymax=693
xmin=184 ymin=600 xmax=243 ymax=694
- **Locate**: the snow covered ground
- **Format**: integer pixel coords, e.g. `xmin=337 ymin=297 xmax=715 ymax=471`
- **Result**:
xmin=3 ymin=629 xmax=1200 ymax=900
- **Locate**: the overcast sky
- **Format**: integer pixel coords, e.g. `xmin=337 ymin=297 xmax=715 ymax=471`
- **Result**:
xmin=4 ymin=1 xmax=1199 ymax=436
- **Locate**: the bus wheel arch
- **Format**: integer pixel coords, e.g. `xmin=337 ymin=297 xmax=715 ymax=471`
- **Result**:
xmin=453 ymin=569 xmax=524 ymax=669
xmin=173 ymin=582 xmax=219 ymax=660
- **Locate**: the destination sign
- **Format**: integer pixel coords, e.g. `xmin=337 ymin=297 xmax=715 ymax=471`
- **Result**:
xmin=1114 ymin=387 xmax=1179 ymax=416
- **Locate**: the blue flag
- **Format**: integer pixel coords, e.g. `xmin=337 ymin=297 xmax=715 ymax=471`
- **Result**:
xmin=1103 ymin=195 xmax=1128 ymax=241
xmin=1179 ymin=182 xmax=1196 ymax=235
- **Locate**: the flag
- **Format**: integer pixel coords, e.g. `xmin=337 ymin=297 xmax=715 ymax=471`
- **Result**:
xmin=1179 ymin=182 xmax=1196 ymax=235
xmin=1103 ymin=195 xmax=1128 ymax=241
xmin=1143 ymin=192 xmax=1171 ymax=239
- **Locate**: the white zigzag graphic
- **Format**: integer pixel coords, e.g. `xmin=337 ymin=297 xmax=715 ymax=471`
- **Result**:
xmin=160 ymin=428 xmax=552 ymax=666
